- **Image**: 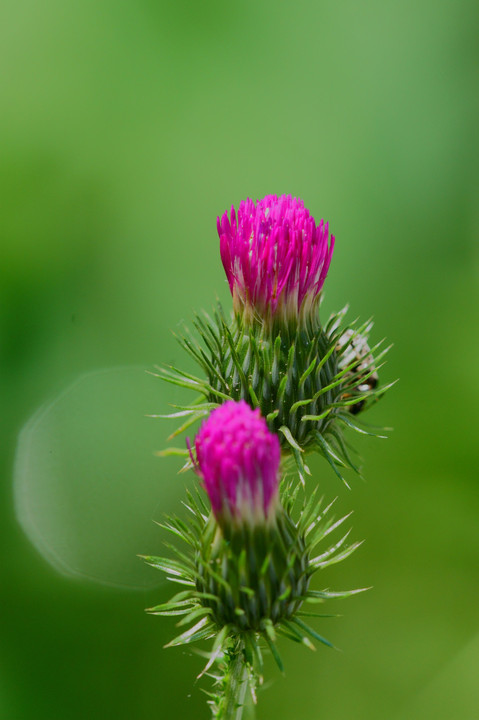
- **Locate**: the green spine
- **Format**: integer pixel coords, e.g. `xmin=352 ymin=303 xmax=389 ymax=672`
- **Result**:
xmin=196 ymin=512 xmax=310 ymax=632
xmin=155 ymin=304 xmax=393 ymax=483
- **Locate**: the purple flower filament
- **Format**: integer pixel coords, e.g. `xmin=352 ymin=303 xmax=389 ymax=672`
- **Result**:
xmin=217 ymin=194 xmax=335 ymax=327
xmin=194 ymin=400 xmax=280 ymax=526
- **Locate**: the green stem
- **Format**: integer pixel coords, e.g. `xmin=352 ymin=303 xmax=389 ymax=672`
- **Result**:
xmin=218 ymin=639 xmax=251 ymax=720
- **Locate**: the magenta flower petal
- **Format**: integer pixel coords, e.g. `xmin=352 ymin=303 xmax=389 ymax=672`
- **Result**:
xmin=217 ymin=194 xmax=335 ymax=326
xmin=194 ymin=400 xmax=280 ymax=525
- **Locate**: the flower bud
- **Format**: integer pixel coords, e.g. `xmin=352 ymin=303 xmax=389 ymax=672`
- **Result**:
xmin=217 ymin=194 xmax=334 ymax=330
xmin=192 ymin=403 xmax=310 ymax=631
xmin=194 ymin=400 xmax=280 ymax=526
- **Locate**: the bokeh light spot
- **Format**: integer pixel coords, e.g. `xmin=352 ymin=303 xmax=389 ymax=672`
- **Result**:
xmin=14 ymin=366 xmax=187 ymax=589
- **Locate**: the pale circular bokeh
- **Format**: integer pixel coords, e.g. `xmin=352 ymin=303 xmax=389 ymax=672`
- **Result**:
xmin=14 ymin=366 xmax=193 ymax=589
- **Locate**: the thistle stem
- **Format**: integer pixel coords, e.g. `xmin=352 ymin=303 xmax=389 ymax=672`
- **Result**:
xmin=217 ymin=638 xmax=252 ymax=720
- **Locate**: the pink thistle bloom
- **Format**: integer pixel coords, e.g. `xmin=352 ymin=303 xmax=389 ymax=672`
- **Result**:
xmin=194 ymin=400 xmax=280 ymax=526
xmin=217 ymin=194 xmax=335 ymax=327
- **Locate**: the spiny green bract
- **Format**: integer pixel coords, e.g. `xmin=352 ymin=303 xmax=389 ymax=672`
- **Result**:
xmin=155 ymin=304 xmax=393 ymax=484
xmin=143 ymin=482 xmax=367 ymax=692
xmin=196 ymin=512 xmax=309 ymax=632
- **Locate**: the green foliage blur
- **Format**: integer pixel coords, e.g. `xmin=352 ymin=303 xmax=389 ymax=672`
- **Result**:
xmin=1 ymin=0 xmax=478 ymax=718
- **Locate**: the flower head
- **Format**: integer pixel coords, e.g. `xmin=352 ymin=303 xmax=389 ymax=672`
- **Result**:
xmin=194 ymin=400 xmax=280 ymax=525
xmin=217 ymin=194 xmax=335 ymax=327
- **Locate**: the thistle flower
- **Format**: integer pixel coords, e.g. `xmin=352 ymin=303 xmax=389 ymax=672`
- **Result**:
xmin=160 ymin=305 xmax=391 ymax=483
xmin=194 ymin=400 xmax=280 ymax=527
xmin=189 ymin=402 xmax=311 ymax=636
xmin=217 ymin=194 xmax=334 ymax=329
xmin=158 ymin=197 xmax=392 ymax=485
xmin=146 ymin=401 xmax=362 ymax=710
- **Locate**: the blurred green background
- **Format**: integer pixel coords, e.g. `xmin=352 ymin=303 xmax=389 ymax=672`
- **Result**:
xmin=1 ymin=0 xmax=478 ymax=718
